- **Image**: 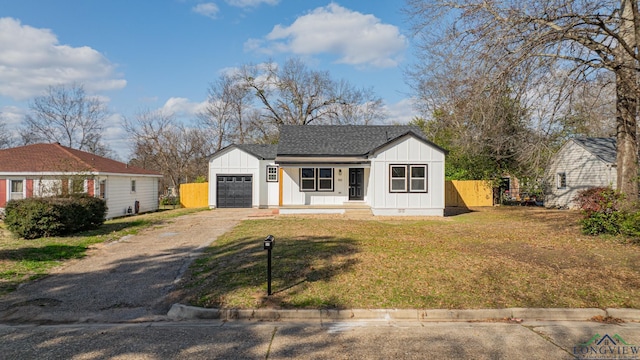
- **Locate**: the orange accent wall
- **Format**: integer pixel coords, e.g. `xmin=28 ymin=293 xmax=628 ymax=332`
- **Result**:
xmin=26 ymin=179 xmax=33 ymax=198
xmin=0 ymin=179 xmax=6 ymax=207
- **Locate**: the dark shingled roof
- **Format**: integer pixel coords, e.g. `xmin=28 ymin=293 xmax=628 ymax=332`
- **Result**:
xmin=276 ymin=125 xmax=441 ymax=156
xmin=572 ymin=137 xmax=616 ymax=164
xmin=236 ymin=144 xmax=278 ymax=160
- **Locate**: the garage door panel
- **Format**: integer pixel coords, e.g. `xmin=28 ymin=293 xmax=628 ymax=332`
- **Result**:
xmin=217 ymin=175 xmax=252 ymax=208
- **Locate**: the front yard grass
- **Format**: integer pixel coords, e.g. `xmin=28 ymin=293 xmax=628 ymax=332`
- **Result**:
xmin=0 ymin=207 xmax=205 ymax=296
xmin=179 ymin=207 xmax=640 ymax=310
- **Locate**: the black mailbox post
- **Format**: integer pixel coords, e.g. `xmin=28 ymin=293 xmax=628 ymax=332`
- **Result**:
xmin=263 ymin=235 xmax=274 ymax=295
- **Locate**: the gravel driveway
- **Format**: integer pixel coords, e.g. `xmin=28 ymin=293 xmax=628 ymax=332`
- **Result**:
xmin=0 ymin=209 xmax=271 ymax=324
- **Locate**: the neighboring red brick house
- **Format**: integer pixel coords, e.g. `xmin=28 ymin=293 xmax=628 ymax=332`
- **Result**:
xmin=0 ymin=143 xmax=162 ymax=219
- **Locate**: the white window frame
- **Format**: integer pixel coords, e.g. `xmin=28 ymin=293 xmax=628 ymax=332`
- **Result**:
xmin=409 ymin=165 xmax=428 ymax=192
xmin=10 ymin=179 xmax=24 ymax=200
xmin=557 ymin=172 xmax=567 ymax=189
xmin=131 ymin=179 xmax=137 ymax=193
xmin=267 ymin=165 xmax=279 ymax=182
xmin=390 ymin=165 xmax=407 ymax=192
xmin=390 ymin=164 xmax=429 ymax=193
xmin=300 ymin=168 xmax=334 ymax=192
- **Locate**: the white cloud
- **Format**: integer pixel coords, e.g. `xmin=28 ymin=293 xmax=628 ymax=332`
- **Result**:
xmin=161 ymin=97 xmax=208 ymax=116
xmin=225 ymin=0 xmax=279 ymax=8
xmin=0 ymin=17 xmax=126 ymax=101
xmin=0 ymin=105 xmax=25 ymax=128
xmin=245 ymin=3 xmax=407 ymax=68
xmin=192 ymin=3 xmax=220 ymax=19
xmin=383 ymin=98 xmax=418 ymax=125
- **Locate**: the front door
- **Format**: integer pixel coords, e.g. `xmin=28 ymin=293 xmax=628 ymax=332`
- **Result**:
xmin=349 ymin=168 xmax=364 ymax=200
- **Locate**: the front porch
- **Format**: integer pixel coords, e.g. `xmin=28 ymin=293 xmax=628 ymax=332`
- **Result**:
xmin=279 ymin=202 xmax=372 ymax=215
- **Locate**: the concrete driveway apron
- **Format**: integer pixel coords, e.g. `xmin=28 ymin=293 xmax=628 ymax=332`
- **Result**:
xmin=0 ymin=208 xmax=267 ymax=324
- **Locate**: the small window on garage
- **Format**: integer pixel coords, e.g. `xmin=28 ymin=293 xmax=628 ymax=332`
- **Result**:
xmin=131 ymin=180 xmax=136 ymax=192
xmin=267 ymin=165 xmax=278 ymax=182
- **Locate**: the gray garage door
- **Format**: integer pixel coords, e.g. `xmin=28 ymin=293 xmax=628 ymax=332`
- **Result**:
xmin=217 ymin=175 xmax=252 ymax=208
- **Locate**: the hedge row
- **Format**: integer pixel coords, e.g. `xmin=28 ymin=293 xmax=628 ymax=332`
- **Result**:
xmin=4 ymin=194 xmax=107 ymax=239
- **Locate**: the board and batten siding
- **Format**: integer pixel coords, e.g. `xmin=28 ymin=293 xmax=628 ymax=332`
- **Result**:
xmin=544 ymin=141 xmax=616 ymax=209
xmin=209 ymin=147 xmax=262 ymax=208
xmin=280 ymin=166 xmax=360 ymax=206
xmin=369 ymin=136 xmax=446 ymax=216
xmin=102 ymin=175 xmax=159 ymax=219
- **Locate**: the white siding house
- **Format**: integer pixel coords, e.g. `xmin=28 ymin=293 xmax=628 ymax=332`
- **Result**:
xmin=0 ymin=143 xmax=162 ymax=219
xmin=209 ymin=125 xmax=447 ymax=216
xmin=544 ymin=138 xmax=617 ymax=209
xmin=208 ymin=144 xmax=279 ymax=209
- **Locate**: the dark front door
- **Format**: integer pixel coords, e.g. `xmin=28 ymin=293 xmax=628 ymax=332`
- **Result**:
xmin=349 ymin=168 xmax=364 ymax=200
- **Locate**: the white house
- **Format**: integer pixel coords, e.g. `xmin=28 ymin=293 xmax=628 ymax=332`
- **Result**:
xmin=209 ymin=125 xmax=447 ymax=216
xmin=544 ymin=137 xmax=617 ymax=209
xmin=0 ymin=143 xmax=163 ymax=219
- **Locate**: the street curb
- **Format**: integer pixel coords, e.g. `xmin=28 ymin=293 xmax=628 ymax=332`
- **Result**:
xmin=167 ymin=304 xmax=640 ymax=322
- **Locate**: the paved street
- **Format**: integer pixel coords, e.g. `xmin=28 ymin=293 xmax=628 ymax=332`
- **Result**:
xmin=2 ymin=319 xmax=640 ymax=359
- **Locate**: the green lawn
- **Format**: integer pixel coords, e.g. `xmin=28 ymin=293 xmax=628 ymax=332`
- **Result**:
xmin=0 ymin=208 xmax=205 ymax=296
xmin=178 ymin=207 xmax=640 ymax=310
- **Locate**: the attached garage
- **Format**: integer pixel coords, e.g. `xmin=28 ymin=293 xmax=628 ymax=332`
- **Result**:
xmin=216 ymin=175 xmax=252 ymax=208
xmin=209 ymin=143 xmax=280 ymax=209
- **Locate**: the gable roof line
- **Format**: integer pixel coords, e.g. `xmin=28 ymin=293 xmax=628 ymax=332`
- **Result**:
xmin=56 ymin=143 xmax=97 ymax=171
xmin=570 ymin=137 xmax=616 ymax=165
xmin=367 ymin=130 xmax=448 ymax=156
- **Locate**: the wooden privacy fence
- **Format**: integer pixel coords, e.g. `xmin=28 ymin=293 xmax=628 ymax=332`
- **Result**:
xmin=179 ymin=182 xmax=209 ymax=208
xmin=179 ymin=180 xmax=493 ymax=209
xmin=445 ymin=180 xmax=493 ymax=207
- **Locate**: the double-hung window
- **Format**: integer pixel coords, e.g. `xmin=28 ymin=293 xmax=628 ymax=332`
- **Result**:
xmin=300 ymin=168 xmax=334 ymax=192
xmin=10 ymin=180 xmax=24 ymax=200
xmin=131 ymin=180 xmax=137 ymax=193
xmin=390 ymin=166 xmax=407 ymax=192
xmin=267 ymin=165 xmax=279 ymax=182
xmin=390 ymin=165 xmax=428 ymax=193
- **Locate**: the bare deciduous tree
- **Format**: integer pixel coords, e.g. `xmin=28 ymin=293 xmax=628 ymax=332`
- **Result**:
xmin=238 ymin=58 xmax=386 ymax=127
xmin=198 ymin=73 xmax=264 ymax=151
xmin=125 ymin=110 xmax=213 ymax=194
xmin=20 ymin=84 xmax=112 ymax=156
xmin=406 ymin=0 xmax=640 ymax=200
xmin=0 ymin=114 xmax=13 ymax=149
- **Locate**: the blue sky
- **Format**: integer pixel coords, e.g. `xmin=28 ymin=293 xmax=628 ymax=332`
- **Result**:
xmin=0 ymin=1 xmax=417 ymax=159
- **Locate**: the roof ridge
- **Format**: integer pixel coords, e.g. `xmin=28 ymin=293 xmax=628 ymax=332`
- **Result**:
xmin=54 ymin=143 xmax=98 ymax=171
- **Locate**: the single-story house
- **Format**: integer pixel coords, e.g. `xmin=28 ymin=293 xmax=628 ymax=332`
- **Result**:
xmin=544 ymin=137 xmax=617 ymax=209
xmin=0 ymin=143 xmax=163 ymax=219
xmin=209 ymin=125 xmax=447 ymax=216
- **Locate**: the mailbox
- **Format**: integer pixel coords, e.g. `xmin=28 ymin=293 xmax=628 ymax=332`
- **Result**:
xmin=263 ymin=235 xmax=275 ymax=250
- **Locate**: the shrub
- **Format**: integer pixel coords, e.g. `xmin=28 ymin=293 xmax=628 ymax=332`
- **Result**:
xmin=620 ymin=209 xmax=640 ymax=240
xmin=4 ymin=195 xmax=107 ymax=239
xmin=574 ymin=187 xmax=623 ymax=236
xmin=160 ymin=196 xmax=179 ymax=206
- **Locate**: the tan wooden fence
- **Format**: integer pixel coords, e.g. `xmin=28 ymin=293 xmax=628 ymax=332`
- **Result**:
xmin=445 ymin=180 xmax=493 ymax=207
xmin=179 ymin=182 xmax=209 ymax=208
